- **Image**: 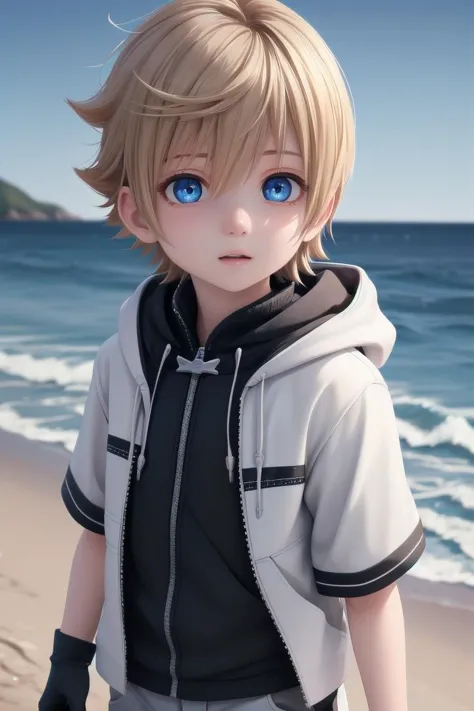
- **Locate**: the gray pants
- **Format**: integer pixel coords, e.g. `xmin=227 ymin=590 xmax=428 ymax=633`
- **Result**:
xmin=109 ymin=683 xmax=349 ymax=711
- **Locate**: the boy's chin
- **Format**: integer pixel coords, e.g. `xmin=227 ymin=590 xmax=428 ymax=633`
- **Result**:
xmin=198 ymin=274 xmax=269 ymax=293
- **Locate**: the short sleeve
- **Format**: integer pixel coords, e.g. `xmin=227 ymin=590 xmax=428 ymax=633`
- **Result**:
xmin=305 ymin=382 xmax=425 ymax=598
xmin=61 ymin=357 xmax=107 ymax=535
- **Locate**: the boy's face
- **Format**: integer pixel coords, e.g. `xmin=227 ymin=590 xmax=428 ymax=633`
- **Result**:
xmin=152 ymin=127 xmax=316 ymax=291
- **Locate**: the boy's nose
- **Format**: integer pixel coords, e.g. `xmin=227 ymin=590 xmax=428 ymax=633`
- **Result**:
xmin=221 ymin=207 xmax=252 ymax=236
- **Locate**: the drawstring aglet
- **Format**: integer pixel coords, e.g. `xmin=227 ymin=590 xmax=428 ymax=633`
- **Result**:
xmin=255 ymin=452 xmax=264 ymax=518
xmin=226 ymin=454 xmax=235 ymax=483
xmin=136 ymin=453 xmax=146 ymax=481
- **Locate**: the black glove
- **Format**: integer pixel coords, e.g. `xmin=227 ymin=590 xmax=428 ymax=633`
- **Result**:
xmin=38 ymin=629 xmax=96 ymax=711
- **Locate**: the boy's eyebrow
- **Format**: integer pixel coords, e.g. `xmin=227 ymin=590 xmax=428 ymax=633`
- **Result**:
xmin=167 ymin=150 xmax=302 ymax=160
xmin=263 ymin=150 xmax=301 ymax=157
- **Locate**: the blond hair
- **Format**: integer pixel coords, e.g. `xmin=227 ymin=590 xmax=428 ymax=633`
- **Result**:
xmin=68 ymin=0 xmax=355 ymax=282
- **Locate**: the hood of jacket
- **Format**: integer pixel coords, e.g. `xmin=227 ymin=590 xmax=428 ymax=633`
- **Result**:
xmin=117 ymin=261 xmax=396 ymax=393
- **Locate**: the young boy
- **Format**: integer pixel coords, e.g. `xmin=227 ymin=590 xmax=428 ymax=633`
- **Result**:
xmin=38 ymin=1 xmax=425 ymax=710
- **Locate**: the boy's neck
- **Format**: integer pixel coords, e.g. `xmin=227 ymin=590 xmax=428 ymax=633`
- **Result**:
xmin=192 ymin=276 xmax=272 ymax=345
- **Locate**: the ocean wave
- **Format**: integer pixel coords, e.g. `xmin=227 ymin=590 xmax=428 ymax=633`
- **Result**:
xmin=0 ymin=254 xmax=67 ymax=271
xmin=397 ymin=415 xmax=474 ymax=458
xmin=414 ymin=483 xmax=474 ymax=510
xmin=39 ymin=395 xmax=86 ymax=416
xmin=441 ymin=321 xmax=474 ymax=336
xmin=409 ymin=551 xmax=474 ymax=588
xmin=0 ymin=379 xmax=31 ymax=389
xmin=0 ymin=404 xmax=78 ymax=453
xmin=404 ymin=450 xmax=474 ymax=476
xmin=0 ymin=350 xmax=93 ymax=389
xmin=419 ymin=295 xmax=474 ymax=315
xmin=40 ymin=396 xmax=85 ymax=408
xmin=0 ymin=334 xmax=40 ymax=346
xmin=27 ymin=343 xmax=100 ymax=355
xmin=419 ymin=507 xmax=474 ymax=560
xmin=391 ymin=267 xmax=473 ymax=291
xmin=0 ymin=253 xmax=142 ymax=291
xmin=391 ymin=390 xmax=474 ymax=419
xmin=64 ymin=384 xmax=90 ymax=393
xmin=0 ymin=334 xmax=100 ymax=356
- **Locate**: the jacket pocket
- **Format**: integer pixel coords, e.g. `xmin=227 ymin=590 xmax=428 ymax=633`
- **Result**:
xmin=256 ymin=555 xmax=347 ymax=701
xmin=104 ymin=447 xmax=131 ymax=521
xmin=96 ymin=542 xmax=123 ymax=656
xmin=271 ymin=537 xmax=345 ymax=634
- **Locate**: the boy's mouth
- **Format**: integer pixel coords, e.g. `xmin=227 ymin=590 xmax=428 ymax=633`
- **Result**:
xmin=218 ymin=253 xmax=252 ymax=260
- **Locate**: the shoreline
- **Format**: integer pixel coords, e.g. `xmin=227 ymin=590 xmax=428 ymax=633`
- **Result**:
xmin=1 ymin=428 xmax=474 ymax=710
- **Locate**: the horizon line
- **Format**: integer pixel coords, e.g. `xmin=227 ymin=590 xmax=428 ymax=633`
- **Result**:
xmin=1 ymin=218 xmax=472 ymax=227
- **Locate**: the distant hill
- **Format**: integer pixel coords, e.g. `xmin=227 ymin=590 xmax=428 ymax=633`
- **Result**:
xmin=0 ymin=178 xmax=81 ymax=221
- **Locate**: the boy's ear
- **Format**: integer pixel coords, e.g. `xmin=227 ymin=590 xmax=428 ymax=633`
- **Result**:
xmin=301 ymin=197 xmax=335 ymax=243
xmin=117 ymin=187 xmax=158 ymax=244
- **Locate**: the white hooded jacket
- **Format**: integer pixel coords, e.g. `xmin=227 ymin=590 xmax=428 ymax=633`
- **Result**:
xmin=61 ymin=263 xmax=425 ymax=706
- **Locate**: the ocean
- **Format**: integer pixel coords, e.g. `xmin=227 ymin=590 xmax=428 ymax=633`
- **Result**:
xmin=1 ymin=220 xmax=473 ymax=588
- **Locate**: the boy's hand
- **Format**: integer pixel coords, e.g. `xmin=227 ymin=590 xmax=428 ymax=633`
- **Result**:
xmin=38 ymin=629 xmax=96 ymax=711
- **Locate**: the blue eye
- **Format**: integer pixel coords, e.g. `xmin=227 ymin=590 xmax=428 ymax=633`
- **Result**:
xmin=165 ymin=176 xmax=207 ymax=204
xmin=262 ymin=175 xmax=302 ymax=203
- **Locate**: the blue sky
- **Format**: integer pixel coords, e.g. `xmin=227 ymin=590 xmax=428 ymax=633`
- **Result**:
xmin=1 ymin=0 xmax=473 ymax=222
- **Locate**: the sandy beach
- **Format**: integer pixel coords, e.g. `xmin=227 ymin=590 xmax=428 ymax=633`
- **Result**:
xmin=1 ymin=429 xmax=473 ymax=711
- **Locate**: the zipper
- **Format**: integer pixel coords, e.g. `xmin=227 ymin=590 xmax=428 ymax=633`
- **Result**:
xmin=119 ymin=437 xmax=140 ymax=690
xmin=163 ymin=346 xmax=204 ymax=697
xmin=236 ymin=389 xmax=310 ymax=708
xmin=172 ymin=292 xmax=195 ymax=355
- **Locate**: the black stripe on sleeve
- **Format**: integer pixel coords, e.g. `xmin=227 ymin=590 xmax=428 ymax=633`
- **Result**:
xmin=314 ymin=519 xmax=425 ymax=598
xmin=243 ymin=465 xmax=305 ymax=491
xmin=107 ymin=434 xmax=141 ymax=464
xmin=61 ymin=466 xmax=105 ymax=535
